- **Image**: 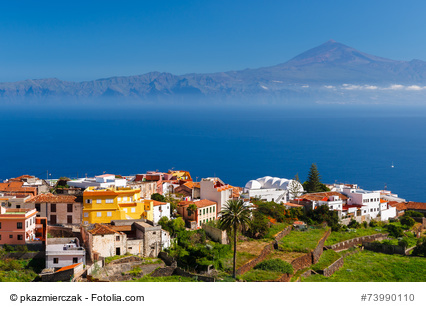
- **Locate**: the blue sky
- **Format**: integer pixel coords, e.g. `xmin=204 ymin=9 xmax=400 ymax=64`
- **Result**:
xmin=1 ymin=0 xmax=426 ymax=82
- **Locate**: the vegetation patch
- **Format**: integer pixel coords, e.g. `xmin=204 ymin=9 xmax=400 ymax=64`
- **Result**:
xmin=325 ymin=227 xmax=385 ymax=246
xmin=279 ymin=228 xmax=328 ymax=253
xmin=311 ymin=250 xmax=341 ymax=272
xmin=0 ymin=258 xmax=43 ymax=282
xmin=302 ymin=250 xmax=426 ymax=282
xmin=128 ymin=274 xmax=199 ymax=282
xmin=238 ymin=269 xmax=282 ymax=282
xmin=264 ymin=222 xmax=289 ymax=239
xmin=254 ymin=258 xmax=293 ymax=274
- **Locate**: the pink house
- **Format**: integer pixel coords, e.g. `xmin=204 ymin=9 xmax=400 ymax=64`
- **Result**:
xmin=0 ymin=207 xmax=38 ymax=245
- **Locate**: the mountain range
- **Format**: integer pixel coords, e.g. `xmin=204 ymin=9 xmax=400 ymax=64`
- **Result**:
xmin=2 ymin=40 xmax=426 ymax=101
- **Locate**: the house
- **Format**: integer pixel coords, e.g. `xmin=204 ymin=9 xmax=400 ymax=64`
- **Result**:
xmin=0 ymin=207 xmax=38 ymax=245
xmin=82 ymin=186 xmax=149 ymax=225
xmin=45 ymin=237 xmax=85 ymax=269
xmin=177 ymin=199 xmax=218 ymax=229
xmin=174 ymin=181 xmax=200 ymax=200
xmin=67 ymin=174 xmax=127 ymax=189
xmin=200 ymin=177 xmax=233 ymax=213
xmin=403 ymin=202 xmax=426 ymax=216
xmin=6 ymin=175 xmax=51 ymax=195
xmin=25 ymin=193 xmax=83 ymax=226
xmin=127 ymin=181 xmax=157 ymax=199
xmin=143 ymin=200 xmax=171 ymax=224
xmin=244 ymin=176 xmax=304 ymax=204
xmin=296 ymin=192 xmax=348 ymax=215
xmin=82 ymin=221 xmax=170 ymax=261
xmin=0 ymin=181 xmax=37 ymax=197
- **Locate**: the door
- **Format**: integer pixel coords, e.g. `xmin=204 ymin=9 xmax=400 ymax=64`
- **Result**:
xmin=50 ymin=215 xmax=57 ymax=225
xmin=116 ymin=247 xmax=121 ymax=256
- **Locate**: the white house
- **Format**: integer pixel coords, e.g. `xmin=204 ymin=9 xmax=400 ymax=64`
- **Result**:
xmin=200 ymin=177 xmax=233 ymax=214
xmin=151 ymin=200 xmax=171 ymax=224
xmin=244 ymin=176 xmax=304 ymax=204
xmin=67 ymin=174 xmax=127 ymax=189
xmin=45 ymin=238 xmax=86 ymax=269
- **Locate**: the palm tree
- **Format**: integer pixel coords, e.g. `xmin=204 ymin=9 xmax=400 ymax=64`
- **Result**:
xmin=219 ymin=199 xmax=251 ymax=278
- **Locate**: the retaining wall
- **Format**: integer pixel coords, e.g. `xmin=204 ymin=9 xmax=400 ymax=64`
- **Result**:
xmin=326 ymin=233 xmax=388 ymax=251
xmin=202 ymin=224 xmax=229 ymax=244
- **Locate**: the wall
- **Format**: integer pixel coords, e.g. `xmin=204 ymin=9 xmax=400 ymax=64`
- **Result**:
xmin=202 ymin=224 xmax=229 ymax=244
xmin=312 ymin=229 xmax=331 ymax=263
xmin=273 ymin=225 xmax=292 ymax=241
xmin=326 ymin=233 xmax=388 ymax=251
xmin=363 ymin=242 xmax=406 ymax=255
xmin=235 ymin=244 xmax=273 ymax=276
xmin=322 ymin=257 xmax=344 ymax=277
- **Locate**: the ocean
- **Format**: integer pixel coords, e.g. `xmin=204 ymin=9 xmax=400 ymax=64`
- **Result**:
xmin=1 ymin=104 xmax=426 ymax=202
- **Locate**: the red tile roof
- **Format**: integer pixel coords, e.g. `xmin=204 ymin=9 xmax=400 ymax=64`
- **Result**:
xmin=179 ymin=199 xmax=217 ymax=208
xmin=406 ymin=202 xmax=426 ymax=211
xmin=26 ymin=193 xmax=76 ymax=203
xmin=56 ymin=263 xmax=82 ymax=272
xmin=183 ymin=181 xmax=200 ymax=189
xmin=298 ymin=192 xmax=348 ymax=201
xmin=88 ymin=224 xmax=120 ymax=235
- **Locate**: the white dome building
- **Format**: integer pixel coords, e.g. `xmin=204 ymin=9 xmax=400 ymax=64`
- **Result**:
xmin=244 ymin=176 xmax=304 ymax=203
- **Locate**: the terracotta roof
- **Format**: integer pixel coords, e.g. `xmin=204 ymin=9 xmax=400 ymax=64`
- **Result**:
xmin=216 ymin=185 xmax=233 ymax=192
xmin=56 ymin=263 xmax=82 ymax=272
xmin=179 ymin=199 xmax=217 ymax=208
xmin=89 ymin=224 xmax=120 ymax=235
xmin=283 ymin=202 xmax=304 ymax=208
xmin=0 ymin=182 xmax=37 ymax=195
xmin=110 ymin=225 xmax=132 ymax=232
xmin=342 ymin=204 xmax=363 ymax=211
xmin=183 ymin=181 xmax=200 ymax=189
xmin=406 ymin=202 xmax=426 ymax=211
xmin=151 ymin=200 xmax=167 ymax=206
xmin=9 ymin=175 xmax=35 ymax=181
xmin=26 ymin=193 xmax=76 ymax=203
xmin=298 ymin=192 xmax=348 ymax=201
xmin=388 ymin=201 xmax=407 ymax=211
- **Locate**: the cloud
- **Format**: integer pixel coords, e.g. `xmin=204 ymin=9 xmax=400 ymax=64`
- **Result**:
xmin=406 ymin=85 xmax=426 ymax=90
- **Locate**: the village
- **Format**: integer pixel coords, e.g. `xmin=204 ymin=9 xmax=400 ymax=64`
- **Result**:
xmin=0 ymin=165 xmax=425 ymax=282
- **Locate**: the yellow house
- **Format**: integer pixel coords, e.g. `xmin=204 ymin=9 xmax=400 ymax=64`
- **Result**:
xmin=82 ymin=187 xmax=149 ymax=225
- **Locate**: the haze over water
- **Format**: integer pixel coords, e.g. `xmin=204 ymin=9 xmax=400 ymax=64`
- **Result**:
xmin=1 ymin=104 xmax=425 ymax=202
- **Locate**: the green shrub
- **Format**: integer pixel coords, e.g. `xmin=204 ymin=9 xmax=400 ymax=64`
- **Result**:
xmin=254 ymin=259 xmax=293 ymax=274
xmin=348 ymin=219 xmax=360 ymax=229
xmin=2 ymin=244 xmax=15 ymax=252
xmin=369 ymin=220 xmax=378 ymax=227
xmin=362 ymin=221 xmax=368 ymax=228
xmin=385 ymin=223 xmax=404 ymax=238
xmin=400 ymin=215 xmax=416 ymax=228
xmin=404 ymin=211 xmax=424 ymax=218
xmin=412 ymin=237 xmax=426 ymax=257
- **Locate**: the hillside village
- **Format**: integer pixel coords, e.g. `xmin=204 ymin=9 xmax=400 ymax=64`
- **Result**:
xmin=0 ymin=166 xmax=425 ymax=282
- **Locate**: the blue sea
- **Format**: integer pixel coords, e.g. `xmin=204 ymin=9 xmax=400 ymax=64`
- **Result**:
xmin=1 ymin=104 xmax=426 ymax=202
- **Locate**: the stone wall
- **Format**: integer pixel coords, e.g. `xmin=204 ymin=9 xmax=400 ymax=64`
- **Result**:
xmin=363 ymin=242 xmax=406 ymax=255
xmin=174 ymin=267 xmax=215 ymax=282
xmin=4 ymin=251 xmax=45 ymax=260
xmin=235 ymin=244 xmax=273 ymax=276
xmin=326 ymin=233 xmax=388 ymax=251
xmin=158 ymin=251 xmax=176 ymax=267
xmin=290 ymin=253 xmax=313 ymax=272
xmin=312 ymin=229 xmax=331 ymax=263
xmin=202 ymin=224 xmax=229 ymax=244
xmin=273 ymin=225 xmax=292 ymax=241
xmin=322 ymin=257 xmax=344 ymax=277
xmin=48 ymin=226 xmax=75 ymax=238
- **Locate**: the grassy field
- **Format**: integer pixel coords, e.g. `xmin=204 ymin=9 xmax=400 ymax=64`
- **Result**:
xmin=128 ymin=275 xmax=199 ymax=282
xmin=264 ymin=222 xmax=289 ymax=239
xmin=302 ymin=250 xmax=426 ymax=282
xmin=0 ymin=258 xmax=43 ymax=282
xmin=238 ymin=269 xmax=282 ymax=282
xmin=325 ymin=227 xmax=385 ymax=245
xmin=311 ymin=250 xmax=341 ymax=272
xmin=279 ymin=228 xmax=328 ymax=253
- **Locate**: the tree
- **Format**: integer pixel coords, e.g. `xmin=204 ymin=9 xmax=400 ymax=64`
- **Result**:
xmin=151 ymin=193 xmax=166 ymax=202
xmin=288 ymin=175 xmax=303 ymax=199
xmin=219 ymin=199 xmax=251 ymax=278
xmin=187 ymin=204 xmax=198 ymax=217
xmin=400 ymin=215 xmax=415 ymax=228
xmin=303 ymin=163 xmax=330 ymax=193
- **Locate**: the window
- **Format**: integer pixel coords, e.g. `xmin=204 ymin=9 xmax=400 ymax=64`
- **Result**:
xmin=131 ymin=208 xmax=135 ymax=213
xmin=53 ymin=258 xmax=58 ymax=264
xmin=123 ymin=197 xmax=127 ymax=202
xmin=9 ymin=235 xmax=13 ymax=239
xmin=213 ymin=206 xmax=215 ymax=212
xmin=73 ymin=258 xmax=78 ymax=264
xmin=118 ymin=197 xmax=122 ymax=202
xmin=84 ymin=221 xmax=89 ymax=225
xmin=116 ymin=236 xmax=120 ymax=241
xmin=51 ymin=204 xmax=56 ymax=213
xmin=96 ymin=199 xmax=102 ymax=204
xmin=123 ymin=208 xmax=127 ymax=213
xmin=97 ymin=212 xmax=102 ymax=217
xmin=107 ymin=212 xmax=112 ymax=217
xmin=17 ymin=235 xmax=23 ymax=241
xmin=84 ymin=212 xmax=89 ymax=218
xmin=0 ymin=235 xmax=1 ymax=240
xmin=0 ymin=222 xmax=2 ymax=229
xmin=210 ymin=207 xmax=212 ymax=213
xmin=67 ymin=215 xmax=73 ymax=224
xmin=67 ymin=204 xmax=73 ymax=212
xmin=35 ymin=203 xmax=41 ymax=212
xmin=86 ymin=199 xmax=92 ymax=204
xmin=106 ymin=199 xmax=113 ymax=204
xmin=17 ymin=222 xmax=23 ymax=229
xmin=16 ymin=205 xmax=21 ymax=208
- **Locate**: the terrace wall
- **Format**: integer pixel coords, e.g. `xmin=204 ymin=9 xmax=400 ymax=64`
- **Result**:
xmin=202 ymin=224 xmax=229 ymax=244
xmin=235 ymin=244 xmax=273 ymax=276
xmin=363 ymin=242 xmax=406 ymax=255
xmin=326 ymin=233 xmax=388 ymax=251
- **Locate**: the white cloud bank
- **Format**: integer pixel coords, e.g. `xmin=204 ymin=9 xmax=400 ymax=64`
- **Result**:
xmin=323 ymin=84 xmax=426 ymax=91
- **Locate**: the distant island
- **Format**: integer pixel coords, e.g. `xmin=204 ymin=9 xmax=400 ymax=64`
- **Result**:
xmin=2 ymin=40 xmax=426 ymax=105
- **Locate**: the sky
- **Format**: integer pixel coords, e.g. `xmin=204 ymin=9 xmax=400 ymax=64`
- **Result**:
xmin=1 ymin=0 xmax=426 ymax=82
